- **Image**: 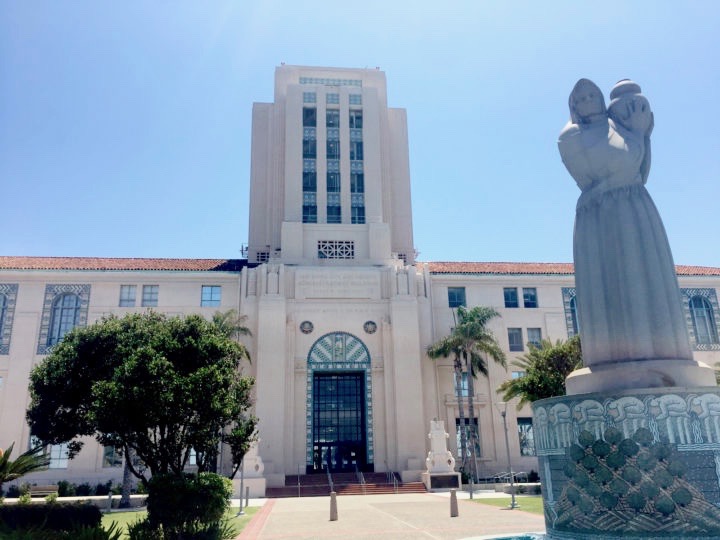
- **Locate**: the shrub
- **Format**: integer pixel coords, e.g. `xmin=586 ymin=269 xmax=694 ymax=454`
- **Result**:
xmin=95 ymin=481 xmax=112 ymax=496
xmin=146 ymin=472 xmax=232 ymax=534
xmin=57 ymin=480 xmax=76 ymax=497
xmin=75 ymin=482 xmax=93 ymax=496
xmin=0 ymin=502 xmax=102 ymax=531
xmin=527 ymin=469 xmax=540 ymax=483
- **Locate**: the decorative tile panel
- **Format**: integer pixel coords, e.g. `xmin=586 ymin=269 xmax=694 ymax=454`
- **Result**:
xmin=0 ymin=284 xmax=18 ymax=355
xmin=561 ymin=287 xmax=577 ymax=337
xmin=681 ymin=288 xmax=720 ymax=351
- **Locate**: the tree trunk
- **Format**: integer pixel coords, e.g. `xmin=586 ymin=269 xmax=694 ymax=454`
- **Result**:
xmin=119 ymin=448 xmax=133 ymax=508
xmin=464 ymin=353 xmax=479 ymax=484
xmin=454 ymin=358 xmax=468 ymax=477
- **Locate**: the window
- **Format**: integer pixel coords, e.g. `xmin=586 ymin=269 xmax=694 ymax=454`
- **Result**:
xmin=189 ymin=448 xmax=197 ymax=466
xmin=351 ymin=206 xmax=365 ymax=224
xmin=48 ymin=294 xmax=80 ymax=346
xmin=201 ymin=285 xmax=221 ymax=307
xmin=0 ymin=294 xmax=6 ymax=336
xmin=455 ymin=418 xmax=481 ymax=460
xmin=326 ymin=93 xmax=339 ymax=105
xmin=511 ymin=371 xmax=525 ymax=379
xmin=119 ymin=285 xmax=136 ymax=307
xmin=318 ymin=240 xmax=354 ymax=259
xmin=508 ymin=328 xmax=523 ymax=352
xmin=256 ymin=251 xmax=269 ymax=263
xmin=350 ymin=141 xmax=363 ymax=160
xmin=327 ymin=172 xmax=341 ymax=192
xmin=517 ymin=418 xmax=536 ymax=456
xmin=49 ymin=443 xmax=69 ymax=469
xmin=349 ymin=109 xmax=362 ymax=128
xmin=349 ymin=94 xmax=362 ymax=106
xmin=448 ymin=287 xmax=466 ymax=308
xmin=142 ymin=285 xmax=158 ymax=307
xmin=302 ymin=107 xmax=316 ymax=127
xmin=690 ymin=296 xmax=719 ymax=345
xmin=103 ymin=446 xmax=123 ymax=468
xmin=504 ymin=287 xmax=519 ymax=308
xmin=303 ymin=138 xmax=316 ymax=159
xmin=569 ymin=296 xmax=580 ymax=335
xmin=303 ymin=205 xmax=317 ymax=223
xmin=523 ymin=287 xmax=538 ymax=308
xmin=326 ymin=109 xmax=339 ymax=127
xmin=327 ymin=140 xmax=340 ymax=159
xmin=350 ymin=172 xmax=364 ymax=193
xmin=327 ymin=205 xmax=341 ymax=224
xmin=303 ymin=91 xmax=316 ymax=103
xmin=527 ymin=328 xmax=542 ymax=347
xmin=454 ymin=371 xmax=469 ymax=397
xmin=303 ymin=171 xmax=317 ymax=192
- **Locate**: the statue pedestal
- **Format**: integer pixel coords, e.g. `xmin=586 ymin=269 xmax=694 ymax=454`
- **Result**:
xmin=533 ymin=387 xmax=720 ymax=539
xmin=422 ymin=419 xmax=462 ymax=491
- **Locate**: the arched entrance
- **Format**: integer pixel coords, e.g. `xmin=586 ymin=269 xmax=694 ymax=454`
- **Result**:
xmin=306 ymin=332 xmax=374 ymax=473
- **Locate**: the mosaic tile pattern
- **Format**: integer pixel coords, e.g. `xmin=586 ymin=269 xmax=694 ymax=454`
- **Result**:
xmin=0 ymin=284 xmax=18 ymax=355
xmin=681 ymin=288 xmax=720 ymax=351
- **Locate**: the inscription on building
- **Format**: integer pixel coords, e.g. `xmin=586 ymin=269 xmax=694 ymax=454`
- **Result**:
xmin=296 ymin=270 xmax=381 ymax=299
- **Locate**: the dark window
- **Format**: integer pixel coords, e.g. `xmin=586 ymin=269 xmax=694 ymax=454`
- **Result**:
xmin=351 ymin=206 xmax=365 ymax=224
xmin=303 ymin=107 xmax=316 ymax=127
xmin=303 ymin=205 xmax=317 ymax=223
xmin=454 ymin=371 xmax=469 ymax=397
xmin=327 ymin=140 xmax=340 ymax=159
xmin=448 ymin=287 xmax=466 ymax=308
xmin=327 ymin=173 xmax=341 ymax=193
xmin=201 ymin=285 xmax=221 ymax=307
xmin=350 ymin=141 xmax=363 ymax=160
xmin=349 ymin=110 xmax=362 ymax=128
xmin=327 ymin=205 xmax=341 ymax=224
xmin=517 ymin=418 xmax=536 ymax=456
xmin=119 ymin=285 xmax=136 ymax=307
xmin=351 ymin=173 xmax=364 ymax=193
xmin=303 ymin=171 xmax=317 ymax=192
xmin=48 ymin=294 xmax=80 ymax=346
xmin=690 ymin=296 xmax=719 ymax=344
xmin=303 ymin=138 xmax=316 ymax=159
xmin=508 ymin=328 xmax=523 ymax=352
xmin=523 ymin=288 xmax=538 ymax=308
xmin=455 ymin=418 xmax=481 ymax=460
xmin=569 ymin=296 xmax=580 ymax=335
xmin=326 ymin=109 xmax=340 ymax=128
xmin=504 ymin=287 xmax=519 ymax=308
xmin=0 ymin=294 xmax=7 ymax=336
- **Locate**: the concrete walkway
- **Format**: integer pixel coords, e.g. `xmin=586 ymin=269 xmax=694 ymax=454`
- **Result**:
xmin=235 ymin=491 xmax=545 ymax=539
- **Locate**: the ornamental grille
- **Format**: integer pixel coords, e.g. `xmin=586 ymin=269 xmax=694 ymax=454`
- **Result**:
xmin=318 ymin=241 xmax=354 ymax=259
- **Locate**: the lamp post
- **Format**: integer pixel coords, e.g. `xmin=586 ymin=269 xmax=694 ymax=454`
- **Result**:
xmin=495 ymin=401 xmax=518 ymax=509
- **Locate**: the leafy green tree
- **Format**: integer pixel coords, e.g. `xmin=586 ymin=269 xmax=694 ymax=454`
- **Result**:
xmin=0 ymin=442 xmax=50 ymax=493
xmin=428 ymin=306 xmax=506 ymax=482
xmin=497 ymin=335 xmax=582 ymax=408
xmin=26 ymin=312 xmax=257 ymax=487
xmin=212 ymin=309 xmax=252 ymax=341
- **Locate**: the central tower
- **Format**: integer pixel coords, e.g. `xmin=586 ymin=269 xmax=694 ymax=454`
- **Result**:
xmin=248 ymin=65 xmax=415 ymax=266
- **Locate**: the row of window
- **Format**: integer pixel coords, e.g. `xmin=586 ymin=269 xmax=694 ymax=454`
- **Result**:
xmin=508 ymin=327 xmax=542 ymax=352
xmin=447 ymin=287 xmax=538 ymax=309
xmin=303 ymin=107 xmax=363 ymax=129
xmin=302 ymin=91 xmax=362 ymax=105
xmin=0 ymin=284 xmax=223 ymax=355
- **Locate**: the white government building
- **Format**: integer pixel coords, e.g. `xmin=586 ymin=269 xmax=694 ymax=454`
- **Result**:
xmin=2 ymin=65 xmax=720 ymax=494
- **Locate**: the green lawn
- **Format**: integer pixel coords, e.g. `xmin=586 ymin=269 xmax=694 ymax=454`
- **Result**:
xmin=101 ymin=506 xmax=260 ymax=539
xmin=472 ymin=496 xmax=544 ymax=515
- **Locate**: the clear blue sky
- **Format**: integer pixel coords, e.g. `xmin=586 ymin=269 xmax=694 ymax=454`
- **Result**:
xmin=2 ymin=1 xmax=719 ymax=266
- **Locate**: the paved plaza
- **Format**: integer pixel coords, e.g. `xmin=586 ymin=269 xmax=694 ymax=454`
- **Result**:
xmin=235 ymin=492 xmax=546 ymax=539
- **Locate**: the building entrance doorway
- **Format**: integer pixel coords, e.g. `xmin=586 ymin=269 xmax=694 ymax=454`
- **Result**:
xmin=311 ymin=372 xmax=368 ymax=473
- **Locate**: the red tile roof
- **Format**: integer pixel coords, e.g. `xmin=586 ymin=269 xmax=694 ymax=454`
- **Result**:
xmin=0 ymin=257 xmax=718 ymax=276
xmin=427 ymin=261 xmax=720 ymax=276
xmin=0 ymin=257 xmax=246 ymax=272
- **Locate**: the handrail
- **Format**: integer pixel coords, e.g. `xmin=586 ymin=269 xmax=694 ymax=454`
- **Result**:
xmin=393 ymin=473 xmax=398 ymax=494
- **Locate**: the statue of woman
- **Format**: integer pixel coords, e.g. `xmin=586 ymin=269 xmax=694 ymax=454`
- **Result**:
xmin=558 ymin=79 xmax=714 ymax=393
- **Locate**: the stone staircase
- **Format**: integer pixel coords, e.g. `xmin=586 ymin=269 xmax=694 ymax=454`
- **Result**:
xmin=266 ymin=472 xmax=427 ymax=498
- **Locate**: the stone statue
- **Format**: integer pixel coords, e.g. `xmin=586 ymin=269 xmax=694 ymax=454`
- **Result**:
xmin=558 ymin=79 xmax=715 ymax=394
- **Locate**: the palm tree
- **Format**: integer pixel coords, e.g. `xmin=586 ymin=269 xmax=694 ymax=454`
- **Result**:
xmin=428 ymin=306 xmax=506 ymax=482
xmin=212 ymin=309 xmax=252 ymax=341
xmin=0 ymin=442 xmax=50 ymax=493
